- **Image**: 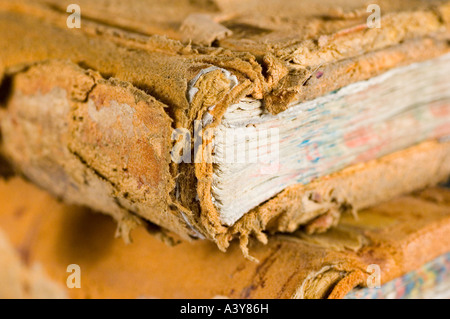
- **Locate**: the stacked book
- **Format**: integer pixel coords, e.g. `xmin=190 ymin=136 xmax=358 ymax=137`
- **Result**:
xmin=0 ymin=0 xmax=449 ymax=298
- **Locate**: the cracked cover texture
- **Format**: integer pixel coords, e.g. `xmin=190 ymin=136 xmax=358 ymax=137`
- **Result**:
xmin=0 ymin=0 xmax=450 ymax=252
xmin=0 ymin=176 xmax=450 ymax=298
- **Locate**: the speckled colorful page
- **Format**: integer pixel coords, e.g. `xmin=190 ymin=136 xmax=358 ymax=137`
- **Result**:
xmin=346 ymin=252 xmax=450 ymax=299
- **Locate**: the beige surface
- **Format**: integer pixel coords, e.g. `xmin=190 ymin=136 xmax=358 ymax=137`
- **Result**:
xmin=0 ymin=0 xmax=449 ymax=253
xmin=0 ymin=176 xmax=450 ymax=298
xmin=0 ymin=229 xmax=67 ymax=299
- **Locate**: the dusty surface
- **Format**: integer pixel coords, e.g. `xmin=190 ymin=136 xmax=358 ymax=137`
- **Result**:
xmin=0 ymin=176 xmax=450 ymax=298
xmin=0 ymin=0 xmax=450 ymax=252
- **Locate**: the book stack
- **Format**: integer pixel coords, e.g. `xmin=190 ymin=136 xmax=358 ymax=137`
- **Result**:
xmin=0 ymin=0 xmax=449 ymax=299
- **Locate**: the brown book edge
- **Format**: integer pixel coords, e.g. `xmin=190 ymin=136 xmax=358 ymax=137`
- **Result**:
xmin=1 ymin=3 xmax=450 ymax=253
xmin=0 ymin=176 xmax=450 ymax=298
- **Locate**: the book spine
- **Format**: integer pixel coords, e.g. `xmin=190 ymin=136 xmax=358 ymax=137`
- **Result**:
xmin=0 ymin=60 xmax=195 ymax=241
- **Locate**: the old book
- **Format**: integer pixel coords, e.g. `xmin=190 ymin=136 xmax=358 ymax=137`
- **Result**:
xmin=0 ymin=176 xmax=450 ymax=299
xmin=0 ymin=0 xmax=450 ymax=256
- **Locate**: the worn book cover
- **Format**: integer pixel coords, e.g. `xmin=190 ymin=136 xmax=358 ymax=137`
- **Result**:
xmin=0 ymin=0 xmax=450 ymax=301
xmin=0 ymin=176 xmax=449 ymax=299
xmin=1 ymin=0 xmax=449 ymax=257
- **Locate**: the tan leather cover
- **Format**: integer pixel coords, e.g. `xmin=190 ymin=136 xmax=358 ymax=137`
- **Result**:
xmin=0 ymin=0 xmax=449 ymax=252
xmin=0 ymin=176 xmax=449 ymax=298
